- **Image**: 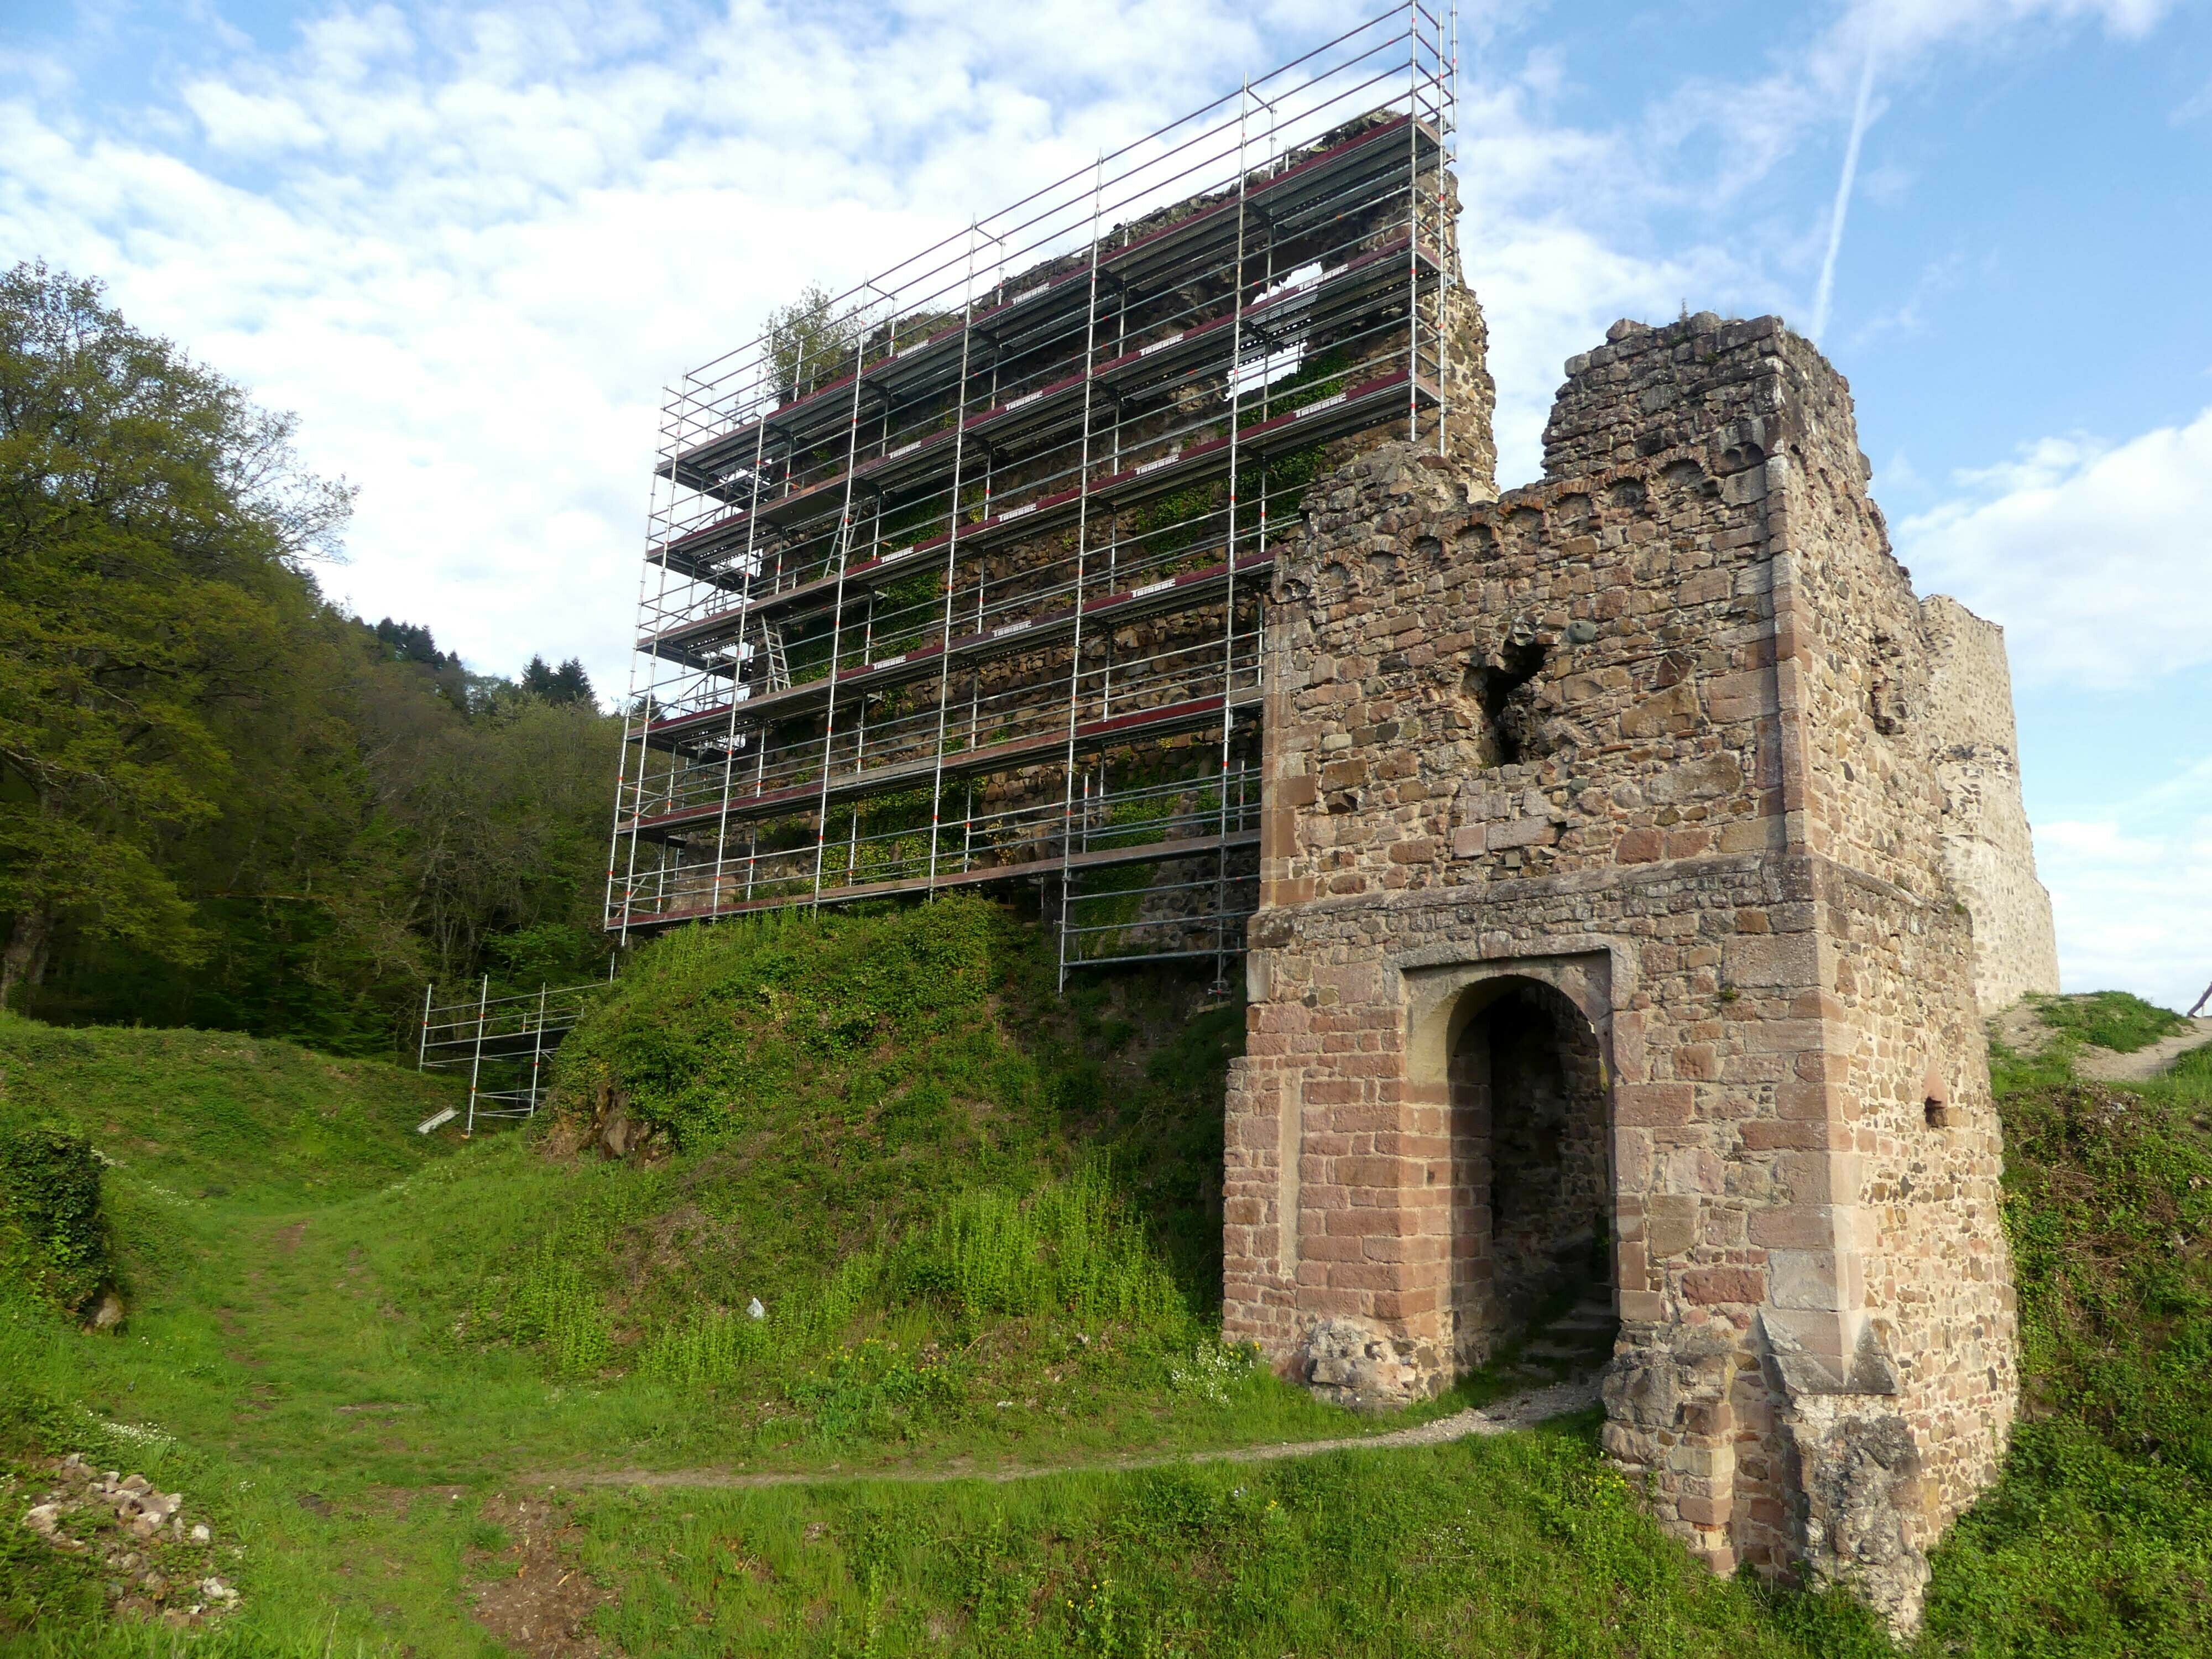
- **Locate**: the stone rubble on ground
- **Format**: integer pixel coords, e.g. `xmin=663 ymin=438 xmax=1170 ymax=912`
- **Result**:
xmin=12 ymin=1451 xmax=241 ymax=1627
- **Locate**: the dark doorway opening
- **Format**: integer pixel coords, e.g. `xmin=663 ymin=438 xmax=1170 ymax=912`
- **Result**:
xmin=1446 ymin=979 xmax=1614 ymax=1374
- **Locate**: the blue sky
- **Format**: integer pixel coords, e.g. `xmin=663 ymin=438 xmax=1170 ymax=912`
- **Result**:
xmin=3 ymin=0 xmax=2208 ymax=1008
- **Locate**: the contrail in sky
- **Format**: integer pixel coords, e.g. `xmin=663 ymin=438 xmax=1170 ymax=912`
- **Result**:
xmin=1811 ymin=32 xmax=1879 ymax=341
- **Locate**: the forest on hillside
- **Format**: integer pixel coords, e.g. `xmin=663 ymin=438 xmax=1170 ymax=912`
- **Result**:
xmin=0 ymin=263 xmax=622 ymax=1056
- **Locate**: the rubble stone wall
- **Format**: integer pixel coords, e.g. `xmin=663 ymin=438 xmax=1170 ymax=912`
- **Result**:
xmin=1921 ymin=596 xmax=2062 ymax=1011
xmin=1224 ymin=307 xmax=2038 ymax=1630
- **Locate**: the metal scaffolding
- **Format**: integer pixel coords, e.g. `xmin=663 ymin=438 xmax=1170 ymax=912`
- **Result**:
xmin=607 ymin=1 xmax=1457 ymax=985
xmin=417 ymin=977 xmax=612 ymax=1133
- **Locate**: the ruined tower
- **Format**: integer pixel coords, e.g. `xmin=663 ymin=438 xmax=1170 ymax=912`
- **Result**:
xmin=608 ymin=7 xmax=2055 ymax=1626
xmin=1222 ymin=307 xmax=2049 ymax=1625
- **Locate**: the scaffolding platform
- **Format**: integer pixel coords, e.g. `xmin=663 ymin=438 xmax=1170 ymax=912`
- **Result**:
xmin=608 ymin=1 xmax=1458 ymax=984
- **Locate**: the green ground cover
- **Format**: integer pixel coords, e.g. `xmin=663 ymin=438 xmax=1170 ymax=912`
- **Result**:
xmin=2028 ymin=989 xmax=2189 ymax=1055
xmin=1923 ymin=1036 xmax=2212 ymax=1655
xmin=2 ymin=919 xmax=2208 ymax=1656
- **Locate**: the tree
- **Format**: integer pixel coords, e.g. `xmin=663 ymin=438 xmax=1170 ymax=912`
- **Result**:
xmin=3 ymin=265 xmax=624 ymax=1048
xmin=520 ymin=654 xmax=596 ymax=707
xmin=765 ymin=283 xmax=861 ymax=400
xmin=351 ymin=660 xmax=619 ymax=985
xmin=374 ymin=618 xmax=451 ymax=667
xmin=374 ymin=616 xmax=467 ymax=708
xmin=0 ymin=263 xmax=353 ymax=1009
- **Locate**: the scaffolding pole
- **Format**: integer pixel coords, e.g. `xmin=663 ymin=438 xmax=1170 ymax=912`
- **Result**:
xmin=463 ymin=974 xmax=489 ymax=1136
xmin=608 ymin=1 xmax=1455 ymax=974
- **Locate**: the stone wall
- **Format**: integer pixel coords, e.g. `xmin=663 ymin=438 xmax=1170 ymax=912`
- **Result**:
xmin=1224 ymin=307 xmax=2037 ymax=1630
xmin=1922 ymin=596 xmax=2061 ymax=1011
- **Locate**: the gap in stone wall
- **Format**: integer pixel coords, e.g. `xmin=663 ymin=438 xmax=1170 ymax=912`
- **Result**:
xmin=1447 ymin=980 xmax=1613 ymax=1370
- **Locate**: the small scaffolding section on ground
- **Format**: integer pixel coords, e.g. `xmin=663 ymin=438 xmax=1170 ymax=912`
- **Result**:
xmin=416 ymin=978 xmax=612 ymax=1133
xmin=607 ymin=1 xmax=1457 ymax=984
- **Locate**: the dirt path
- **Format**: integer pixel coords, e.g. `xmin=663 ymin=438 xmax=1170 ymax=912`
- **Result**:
xmin=2077 ymin=1019 xmax=2212 ymax=1083
xmin=533 ymin=1375 xmax=1601 ymax=1493
xmin=1989 ymin=1003 xmax=2211 ymax=1082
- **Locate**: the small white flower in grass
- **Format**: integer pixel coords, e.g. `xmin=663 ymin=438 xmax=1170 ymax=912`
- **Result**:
xmin=1168 ymin=1340 xmax=1250 ymax=1406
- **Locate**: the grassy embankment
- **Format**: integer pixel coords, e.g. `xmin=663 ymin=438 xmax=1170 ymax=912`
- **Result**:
xmin=1 ymin=907 xmax=2206 ymax=1656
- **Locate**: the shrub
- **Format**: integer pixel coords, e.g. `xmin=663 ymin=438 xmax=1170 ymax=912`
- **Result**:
xmin=890 ymin=1163 xmax=1186 ymax=1331
xmin=787 ymin=1336 xmax=963 ymax=1442
xmin=0 ymin=1126 xmax=112 ymax=1319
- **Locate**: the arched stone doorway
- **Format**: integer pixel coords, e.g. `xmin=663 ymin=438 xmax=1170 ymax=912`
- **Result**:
xmin=1443 ymin=976 xmax=1615 ymax=1373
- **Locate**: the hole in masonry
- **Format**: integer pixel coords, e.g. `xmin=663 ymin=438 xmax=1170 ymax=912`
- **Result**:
xmin=1468 ymin=640 xmax=1548 ymax=765
xmin=1924 ymin=1098 xmax=1950 ymax=1129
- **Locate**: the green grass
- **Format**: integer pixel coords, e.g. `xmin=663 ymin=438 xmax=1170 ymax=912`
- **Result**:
xmin=1922 ymin=1036 xmax=2212 ymax=1654
xmin=560 ymin=1422 xmax=1890 ymax=1658
xmin=0 ymin=905 xmax=1420 ymax=1653
xmin=498 ymin=900 xmax=1223 ymax=1412
xmin=2031 ymin=990 xmax=2190 ymax=1054
xmin=4 ymin=930 xmax=2211 ymax=1655
xmin=0 ymin=1016 xmax=460 ymax=1208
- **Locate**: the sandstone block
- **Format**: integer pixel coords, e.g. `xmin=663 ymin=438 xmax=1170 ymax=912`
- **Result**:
xmin=1487 ymin=818 xmax=1558 ymax=851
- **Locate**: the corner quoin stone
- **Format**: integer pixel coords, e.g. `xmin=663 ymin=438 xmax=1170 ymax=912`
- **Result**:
xmin=1222 ymin=302 xmax=2051 ymax=1632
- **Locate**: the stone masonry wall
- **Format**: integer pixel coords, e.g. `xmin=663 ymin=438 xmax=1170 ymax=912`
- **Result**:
xmin=1921 ymin=596 xmax=2062 ymax=1011
xmin=1224 ymin=307 xmax=2032 ymax=1630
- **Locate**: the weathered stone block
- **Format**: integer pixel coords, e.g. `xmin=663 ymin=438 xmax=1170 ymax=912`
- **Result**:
xmin=1724 ymin=933 xmax=1819 ymax=988
xmin=1684 ymin=1266 xmax=1767 ymax=1305
xmin=1487 ymin=818 xmax=1558 ymax=851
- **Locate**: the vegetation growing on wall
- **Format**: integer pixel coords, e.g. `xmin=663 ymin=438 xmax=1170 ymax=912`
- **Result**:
xmin=0 ymin=1126 xmax=111 ymax=1321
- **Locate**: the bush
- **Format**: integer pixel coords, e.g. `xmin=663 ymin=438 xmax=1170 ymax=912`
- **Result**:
xmin=787 ymin=1337 xmax=963 ymax=1442
xmin=0 ymin=1126 xmax=112 ymax=1318
xmin=889 ymin=1163 xmax=1186 ymax=1330
xmin=552 ymin=899 xmax=1003 ymax=1151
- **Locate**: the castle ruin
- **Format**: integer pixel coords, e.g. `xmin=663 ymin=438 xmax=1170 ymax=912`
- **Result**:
xmin=1222 ymin=309 xmax=2057 ymax=1627
xmin=609 ymin=11 xmax=2058 ymax=1628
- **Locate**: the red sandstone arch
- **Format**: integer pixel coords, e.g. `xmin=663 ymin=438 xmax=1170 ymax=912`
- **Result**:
xmin=1397 ymin=953 xmax=1622 ymax=1376
xmin=1443 ymin=978 xmax=1614 ymax=1368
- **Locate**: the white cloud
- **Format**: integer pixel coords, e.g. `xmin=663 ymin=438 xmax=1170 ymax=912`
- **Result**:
xmin=3 ymin=1 xmax=1728 ymax=692
xmin=3 ymin=1 xmax=1318 ymax=695
xmin=1648 ymin=0 xmax=2184 ymax=320
xmin=180 ymin=82 xmax=328 ymax=153
xmin=1896 ymin=408 xmax=2212 ymax=691
xmin=0 ymin=0 xmax=2191 ymax=705
xmin=1850 ymin=0 xmax=2173 ymax=56
xmin=1843 ymin=247 xmax=1966 ymax=348
xmin=2034 ymin=757 xmax=2212 ymax=1010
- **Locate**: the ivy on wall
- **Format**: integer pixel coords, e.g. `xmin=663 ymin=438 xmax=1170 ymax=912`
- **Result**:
xmin=0 ymin=1125 xmax=112 ymax=1319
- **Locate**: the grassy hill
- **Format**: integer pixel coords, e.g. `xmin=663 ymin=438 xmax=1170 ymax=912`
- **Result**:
xmin=1921 ymin=1009 xmax=2212 ymax=1653
xmin=1 ymin=906 xmax=2207 ymax=1656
